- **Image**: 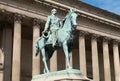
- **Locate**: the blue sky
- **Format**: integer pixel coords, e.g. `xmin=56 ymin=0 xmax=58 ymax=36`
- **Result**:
xmin=82 ymin=0 xmax=120 ymax=15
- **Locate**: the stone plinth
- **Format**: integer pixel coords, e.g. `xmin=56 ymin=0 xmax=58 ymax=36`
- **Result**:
xmin=31 ymin=69 xmax=92 ymax=81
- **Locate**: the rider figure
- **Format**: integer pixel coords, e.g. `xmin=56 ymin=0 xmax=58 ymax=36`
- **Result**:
xmin=43 ymin=9 xmax=61 ymax=47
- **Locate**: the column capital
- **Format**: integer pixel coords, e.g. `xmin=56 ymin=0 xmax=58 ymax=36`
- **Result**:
xmin=14 ymin=13 xmax=23 ymax=23
xmin=91 ymin=33 xmax=100 ymax=40
xmin=79 ymin=30 xmax=88 ymax=37
xmin=0 ymin=9 xmax=5 ymax=13
xmin=112 ymin=39 xmax=120 ymax=45
xmin=33 ymin=18 xmax=41 ymax=27
xmin=103 ymin=36 xmax=111 ymax=42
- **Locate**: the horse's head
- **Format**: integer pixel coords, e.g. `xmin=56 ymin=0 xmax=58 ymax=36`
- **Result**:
xmin=70 ymin=9 xmax=78 ymax=30
xmin=62 ymin=8 xmax=78 ymax=31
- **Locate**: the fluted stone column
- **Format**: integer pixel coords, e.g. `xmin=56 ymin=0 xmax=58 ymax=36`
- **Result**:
xmin=0 ymin=29 xmax=4 ymax=81
xmin=12 ymin=13 xmax=22 ymax=81
xmin=113 ymin=40 xmax=120 ymax=81
xmin=32 ymin=18 xmax=41 ymax=76
xmin=0 ymin=48 xmax=3 ymax=81
xmin=2 ymin=27 xmax=12 ymax=81
xmin=102 ymin=37 xmax=111 ymax=81
xmin=91 ymin=34 xmax=100 ymax=81
xmin=0 ymin=46 xmax=4 ymax=70
xmin=50 ymin=51 xmax=57 ymax=71
xmin=79 ymin=31 xmax=87 ymax=76
xmin=0 ymin=49 xmax=3 ymax=67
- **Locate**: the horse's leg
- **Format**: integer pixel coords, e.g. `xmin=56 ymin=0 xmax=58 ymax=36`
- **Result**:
xmin=41 ymin=48 xmax=49 ymax=73
xmin=67 ymin=51 xmax=71 ymax=65
xmin=62 ymin=41 xmax=72 ymax=69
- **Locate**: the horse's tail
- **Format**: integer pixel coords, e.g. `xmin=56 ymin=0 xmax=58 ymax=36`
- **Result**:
xmin=35 ymin=38 xmax=41 ymax=56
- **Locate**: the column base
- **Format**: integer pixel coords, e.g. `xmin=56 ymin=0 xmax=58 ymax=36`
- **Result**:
xmin=31 ymin=69 xmax=92 ymax=81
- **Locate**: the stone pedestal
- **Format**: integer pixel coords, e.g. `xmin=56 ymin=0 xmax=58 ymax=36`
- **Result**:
xmin=31 ymin=69 xmax=92 ymax=81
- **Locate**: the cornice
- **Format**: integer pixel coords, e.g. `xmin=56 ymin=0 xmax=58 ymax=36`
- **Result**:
xmin=0 ymin=0 xmax=120 ymax=28
xmin=0 ymin=1 xmax=47 ymax=21
xmin=77 ymin=25 xmax=120 ymax=41
xmin=35 ymin=0 xmax=120 ymax=28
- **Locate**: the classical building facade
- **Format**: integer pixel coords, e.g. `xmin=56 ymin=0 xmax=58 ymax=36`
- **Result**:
xmin=0 ymin=0 xmax=120 ymax=81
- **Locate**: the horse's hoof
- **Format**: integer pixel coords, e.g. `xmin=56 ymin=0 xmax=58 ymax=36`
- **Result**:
xmin=68 ymin=67 xmax=72 ymax=69
xmin=43 ymin=70 xmax=50 ymax=74
xmin=44 ymin=71 xmax=49 ymax=74
xmin=46 ymin=70 xmax=50 ymax=73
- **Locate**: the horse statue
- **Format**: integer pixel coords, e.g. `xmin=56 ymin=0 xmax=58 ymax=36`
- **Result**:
xmin=35 ymin=9 xmax=78 ymax=73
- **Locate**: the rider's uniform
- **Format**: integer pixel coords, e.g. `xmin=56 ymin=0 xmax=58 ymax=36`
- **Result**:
xmin=44 ymin=14 xmax=60 ymax=46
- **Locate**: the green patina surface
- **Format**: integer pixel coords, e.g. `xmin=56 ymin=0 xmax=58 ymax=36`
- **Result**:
xmin=32 ymin=69 xmax=83 ymax=80
xmin=35 ymin=8 xmax=78 ymax=74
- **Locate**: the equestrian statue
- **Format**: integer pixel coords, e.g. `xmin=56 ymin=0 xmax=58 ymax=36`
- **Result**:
xmin=35 ymin=8 xmax=78 ymax=73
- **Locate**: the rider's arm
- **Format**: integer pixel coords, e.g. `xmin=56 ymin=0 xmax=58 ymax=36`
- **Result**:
xmin=44 ymin=16 xmax=51 ymax=31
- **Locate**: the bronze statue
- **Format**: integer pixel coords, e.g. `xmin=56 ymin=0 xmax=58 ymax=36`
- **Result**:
xmin=35 ymin=8 xmax=78 ymax=73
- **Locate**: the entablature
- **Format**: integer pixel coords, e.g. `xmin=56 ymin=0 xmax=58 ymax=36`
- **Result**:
xmin=0 ymin=0 xmax=120 ymax=41
xmin=39 ymin=0 xmax=120 ymax=28
xmin=0 ymin=0 xmax=120 ymax=29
